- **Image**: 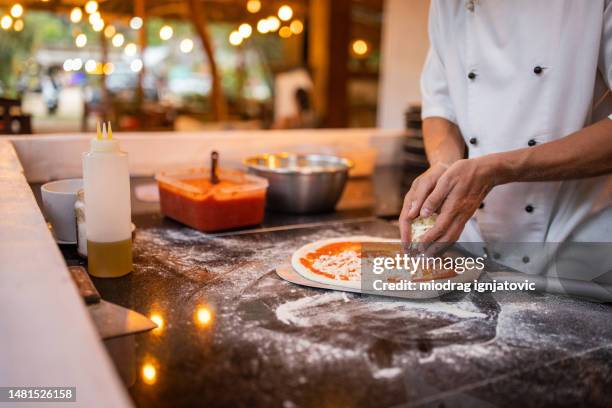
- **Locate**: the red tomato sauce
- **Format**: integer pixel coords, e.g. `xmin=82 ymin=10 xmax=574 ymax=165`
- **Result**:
xmin=158 ymin=178 xmax=266 ymax=232
xmin=299 ymin=241 xmax=458 ymax=282
xmin=299 ymin=242 xmax=362 ymax=280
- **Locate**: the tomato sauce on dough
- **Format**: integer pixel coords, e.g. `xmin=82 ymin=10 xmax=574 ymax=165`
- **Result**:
xmin=300 ymin=242 xmax=362 ymax=281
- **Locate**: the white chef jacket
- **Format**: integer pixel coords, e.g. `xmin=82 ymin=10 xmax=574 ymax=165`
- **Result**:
xmin=421 ymin=0 xmax=612 ymax=279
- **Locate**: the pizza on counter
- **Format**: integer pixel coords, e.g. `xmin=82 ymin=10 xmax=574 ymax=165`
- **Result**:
xmin=291 ymin=236 xmax=458 ymax=290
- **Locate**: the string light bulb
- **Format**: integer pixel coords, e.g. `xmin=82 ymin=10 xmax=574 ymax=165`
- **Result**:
xmin=229 ymin=30 xmax=243 ymax=46
xmin=104 ymin=25 xmax=116 ymax=38
xmin=85 ymin=59 xmax=97 ymax=73
xmin=130 ymin=16 xmax=143 ymax=30
xmin=63 ymin=59 xmax=74 ymax=72
xmin=278 ymin=5 xmax=293 ymax=21
xmin=103 ymin=62 xmax=114 ymax=75
xmin=112 ymin=33 xmax=125 ymax=47
xmin=91 ymin=18 xmax=104 ymax=32
xmin=159 ymin=25 xmax=173 ymax=40
xmin=246 ymin=0 xmax=261 ymax=13
xmin=1 ymin=15 xmax=13 ymax=30
xmin=180 ymin=38 xmax=194 ymax=53
xmin=267 ymin=16 xmax=280 ymax=32
xmin=256 ymin=18 xmax=269 ymax=34
xmin=130 ymin=59 xmax=143 ymax=72
xmin=75 ymin=33 xmax=87 ymax=47
xmin=124 ymin=43 xmax=137 ymax=56
xmin=84 ymin=1 xmax=98 ymax=14
xmin=13 ymin=18 xmax=23 ymax=32
xmin=352 ymin=39 xmax=368 ymax=56
xmin=290 ymin=19 xmax=303 ymax=34
xmin=70 ymin=7 xmax=83 ymax=23
xmin=238 ymin=23 xmax=252 ymax=38
xmin=279 ymin=26 xmax=291 ymax=38
xmin=88 ymin=11 xmax=101 ymax=25
xmin=10 ymin=4 xmax=23 ymax=19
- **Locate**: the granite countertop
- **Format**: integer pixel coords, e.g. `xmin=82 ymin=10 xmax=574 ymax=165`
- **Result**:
xmin=46 ymin=167 xmax=612 ymax=407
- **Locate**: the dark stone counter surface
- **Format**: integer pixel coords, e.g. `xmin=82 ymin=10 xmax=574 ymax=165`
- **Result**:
xmin=40 ymin=168 xmax=612 ymax=408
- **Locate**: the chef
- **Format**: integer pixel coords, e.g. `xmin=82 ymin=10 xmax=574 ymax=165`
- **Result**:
xmin=400 ymin=0 xmax=612 ymax=280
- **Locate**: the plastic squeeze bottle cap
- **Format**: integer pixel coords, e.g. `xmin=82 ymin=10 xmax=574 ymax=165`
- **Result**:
xmin=91 ymin=122 xmax=120 ymax=152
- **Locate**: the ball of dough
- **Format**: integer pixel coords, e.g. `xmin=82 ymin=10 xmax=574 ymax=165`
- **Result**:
xmin=411 ymin=214 xmax=438 ymax=242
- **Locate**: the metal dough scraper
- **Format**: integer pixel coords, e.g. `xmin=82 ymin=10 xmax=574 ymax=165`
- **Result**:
xmin=68 ymin=266 xmax=157 ymax=339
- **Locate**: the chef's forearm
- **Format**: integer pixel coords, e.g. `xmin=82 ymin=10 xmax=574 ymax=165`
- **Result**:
xmin=484 ymin=119 xmax=612 ymax=185
xmin=422 ymin=117 xmax=466 ymax=167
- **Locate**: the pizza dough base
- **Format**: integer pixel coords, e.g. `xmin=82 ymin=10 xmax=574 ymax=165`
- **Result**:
xmin=291 ymin=235 xmax=481 ymax=293
xmin=291 ymin=236 xmax=397 ymax=290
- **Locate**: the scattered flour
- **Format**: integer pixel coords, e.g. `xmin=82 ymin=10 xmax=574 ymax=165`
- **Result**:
xmin=133 ymin=224 xmax=612 ymax=388
xmin=275 ymin=292 xmax=487 ymax=328
xmin=373 ymin=367 xmax=403 ymax=379
xmin=276 ymin=293 xmax=348 ymax=326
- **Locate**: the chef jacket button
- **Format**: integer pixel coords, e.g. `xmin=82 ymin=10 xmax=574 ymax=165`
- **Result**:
xmin=468 ymin=72 xmax=477 ymax=80
xmin=469 ymin=137 xmax=478 ymax=145
xmin=525 ymin=205 xmax=534 ymax=213
xmin=522 ymin=256 xmax=530 ymax=263
xmin=527 ymin=139 xmax=537 ymax=147
xmin=479 ymin=202 xmax=484 ymax=209
xmin=533 ymin=66 xmax=543 ymax=75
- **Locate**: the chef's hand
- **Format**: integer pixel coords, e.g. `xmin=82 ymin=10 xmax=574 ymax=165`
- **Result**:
xmin=399 ymin=162 xmax=448 ymax=243
xmin=420 ymin=158 xmax=495 ymax=247
xmin=400 ymin=158 xmax=495 ymax=247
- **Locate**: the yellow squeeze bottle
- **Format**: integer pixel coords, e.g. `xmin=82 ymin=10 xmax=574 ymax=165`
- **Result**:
xmin=83 ymin=122 xmax=133 ymax=277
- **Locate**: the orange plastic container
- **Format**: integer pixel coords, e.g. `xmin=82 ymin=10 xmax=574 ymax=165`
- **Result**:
xmin=156 ymin=168 xmax=268 ymax=232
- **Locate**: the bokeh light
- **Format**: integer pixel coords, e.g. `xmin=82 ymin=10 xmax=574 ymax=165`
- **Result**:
xmin=195 ymin=306 xmax=213 ymax=327
xmin=112 ymin=33 xmax=125 ymax=47
xmin=246 ymin=0 xmax=261 ymax=13
xmin=141 ymin=363 xmax=157 ymax=385
xmin=1 ymin=15 xmax=13 ymax=30
xmin=130 ymin=16 xmax=143 ymax=30
xmin=256 ymin=18 xmax=269 ymax=34
xmin=13 ymin=18 xmax=23 ymax=32
xmin=267 ymin=16 xmax=280 ymax=32
xmin=352 ymin=39 xmax=368 ymax=56
xmin=150 ymin=313 xmax=164 ymax=333
xmin=238 ymin=23 xmax=252 ymax=39
xmin=124 ymin=43 xmax=137 ymax=56
xmin=159 ymin=25 xmax=173 ymax=41
xmin=84 ymin=1 xmax=98 ymax=14
xmin=278 ymin=5 xmax=293 ymax=21
xmin=180 ymin=38 xmax=194 ymax=53
xmin=229 ymin=30 xmax=243 ymax=46
xmin=130 ymin=59 xmax=143 ymax=73
xmin=63 ymin=59 xmax=73 ymax=72
xmin=290 ymin=19 xmax=303 ymax=34
xmin=103 ymin=62 xmax=114 ymax=75
xmin=279 ymin=26 xmax=291 ymax=38
xmin=10 ymin=4 xmax=23 ymax=19
xmin=103 ymin=25 xmax=116 ymax=38
xmin=70 ymin=7 xmax=82 ymax=23
xmin=75 ymin=33 xmax=87 ymax=48
xmin=88 ymin=11 xmax=101 ymax=25
xmin=91 ymin=19 xmax=104 ymax=32
xmin=85 ymin=59 xmax=97 ymax=73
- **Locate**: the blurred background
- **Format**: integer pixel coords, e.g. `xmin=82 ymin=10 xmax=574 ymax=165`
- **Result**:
xmin=0 ymin=0 xmax=429 ymax=134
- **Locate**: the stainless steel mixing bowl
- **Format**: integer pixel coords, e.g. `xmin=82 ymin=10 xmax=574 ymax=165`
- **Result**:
xmin=243 ymin=153 xmax=354 ymax=214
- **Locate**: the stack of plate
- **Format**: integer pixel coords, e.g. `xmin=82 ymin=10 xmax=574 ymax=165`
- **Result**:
xmin=403 ymin=105 xmax=429 ymax=169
